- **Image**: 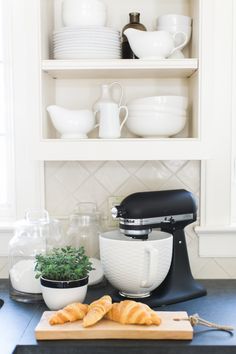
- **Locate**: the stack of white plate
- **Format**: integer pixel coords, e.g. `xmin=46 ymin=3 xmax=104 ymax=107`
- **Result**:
xmin=52 ymin=26 xmax=121 ymax=59
xmin=126 ymin=96 xmax=188 ymax=138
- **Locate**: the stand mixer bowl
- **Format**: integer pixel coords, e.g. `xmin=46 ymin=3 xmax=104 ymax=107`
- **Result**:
xmin=99 ymin=230 xmax=173 ymax=298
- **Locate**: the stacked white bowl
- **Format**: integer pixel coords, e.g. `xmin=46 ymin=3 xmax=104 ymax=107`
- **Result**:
xmin=52 ymin=0 xmax=121 ymax=59
xmin=126 ymin=96 xmax=188 ymax=138
xmin=156 ymin=14 xmax=192 ymax=59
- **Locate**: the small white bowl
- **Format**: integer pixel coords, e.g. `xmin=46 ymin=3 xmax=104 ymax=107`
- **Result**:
xmin=126 ymin=113 xmax=187 ymax=138
xmin=157 ymin=14 xmax=192 ymax=27
xmin=128 ymin=96 xmax=188 ymax=110
xmin=47 ymin=105 xmax=96 ymax=139
xmin=62 ymin=0 xmax=107 ymax=27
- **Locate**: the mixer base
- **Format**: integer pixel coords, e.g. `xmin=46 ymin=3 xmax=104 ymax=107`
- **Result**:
xmin=112 ymin=279 xmax=207 ymax=308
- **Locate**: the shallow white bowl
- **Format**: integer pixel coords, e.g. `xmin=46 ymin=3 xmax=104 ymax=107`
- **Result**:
xmin=157 ymin=14 xmax=192 ymax=27
xmin=126 ymin=113 xmax=187 ymax=138
xmin=47 ymin=105 xmax=96 ymax=139
xmin=128 ymin=96 xmax=188 ymax=110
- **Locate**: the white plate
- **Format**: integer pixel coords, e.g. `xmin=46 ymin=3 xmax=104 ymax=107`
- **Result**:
xmin=53 ymin=42 xmax=121 ymax=48
xmin=53 ymin=34 xmax=120 ymax=41
xmin=54 ymin=45 xmax=121 ymax=52
xmin=53 ymin=40 xmax=121 ymax=47
xmin=54 ymin=26 xmax=119 ymax=34
xmin=54 ymin=51 xmax=121 ymax=56
xmin=54 ymin=53 xmax=121 ymax=59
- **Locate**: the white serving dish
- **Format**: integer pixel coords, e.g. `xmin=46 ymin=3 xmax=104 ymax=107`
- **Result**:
xmin=128 ymin=96 xmax=188 ymax=110
xmin=124 ymin=28 xmax=187 ymax=60
xmin=47 ymin=105 xmax=96 ymax=139
xmin=126 ymin=113 xmax=187 ymax=138
xmin=127 ymin=105 xmax=187 ymax=116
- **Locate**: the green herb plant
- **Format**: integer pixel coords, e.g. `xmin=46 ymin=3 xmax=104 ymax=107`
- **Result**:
xmin=35 ymin=246 xmax=93 ymax=281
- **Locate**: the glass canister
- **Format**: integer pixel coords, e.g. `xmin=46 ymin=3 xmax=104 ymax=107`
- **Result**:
xmin=67 ymin=202 xmax=101 ymax=259
xmin=9 ymin=209 xmax=65 ymax=303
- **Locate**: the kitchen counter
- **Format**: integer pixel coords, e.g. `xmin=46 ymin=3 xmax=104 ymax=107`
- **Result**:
xmin=0 ymin=279 xmax=236 ymax=354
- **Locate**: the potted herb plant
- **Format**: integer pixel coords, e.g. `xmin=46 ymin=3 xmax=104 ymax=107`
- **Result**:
xmin=35 ymin=246 xmax=93 ymax=310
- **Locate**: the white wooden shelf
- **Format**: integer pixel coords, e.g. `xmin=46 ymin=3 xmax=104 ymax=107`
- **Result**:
xmin=32 ymin=138 xmax=210 ymax=161
xmin=42 ymin=59 xmax=198 ymax=79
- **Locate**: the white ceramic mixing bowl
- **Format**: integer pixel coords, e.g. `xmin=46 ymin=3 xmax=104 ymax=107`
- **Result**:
xmin=99 ymin=230 xmax=173 ymax=298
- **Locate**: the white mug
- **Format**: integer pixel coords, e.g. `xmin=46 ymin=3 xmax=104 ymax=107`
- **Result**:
xmin=96 ymin=103 xmax=128 ymax=139
xmin=99 ymin=230 xmax=173 ymax=298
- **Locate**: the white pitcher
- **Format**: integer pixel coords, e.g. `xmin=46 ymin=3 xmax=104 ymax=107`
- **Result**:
xmin=93 ymin=82 xmax=124 ymax=120
xmin=96 ymin=103 xmax=128 ymax=139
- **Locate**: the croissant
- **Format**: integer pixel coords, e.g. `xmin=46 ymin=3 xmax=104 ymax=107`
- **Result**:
xmin=105 ymin=300 xmax=161 ymax=326
xmin=83 ymin=295 xmax=112 ymax=328
xmin=49 ymin=303 xmax=89 ymax=325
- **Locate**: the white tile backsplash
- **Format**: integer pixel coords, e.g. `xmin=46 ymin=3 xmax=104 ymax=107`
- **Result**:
xmin=1 ymin=160 xmax=236 ymax=279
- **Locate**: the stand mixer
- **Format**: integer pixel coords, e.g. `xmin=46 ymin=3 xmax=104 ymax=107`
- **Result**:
xmin=110 ymin=189 xmax=207 ymax=307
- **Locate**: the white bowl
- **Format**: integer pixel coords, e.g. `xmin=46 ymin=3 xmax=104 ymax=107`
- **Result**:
xmin=128 ymin=96 xmax=188 ymax=110
xmin=47 ymin=105 xmax=96 ymax=139
xmin=62 ymin=9 xmax=107 ymax=27
xmin=100 ymin=230 xmax=173 ymax=298
xmin=62 ymin=0 xmax=106 ymax=12
xmin=127 ymin=104 xmax=187 ymax=116
xmin=157 ymin=14 xmax=192 ymax=27
xmin=62 ymin=0 xmax=107 ymax=27
xmin=126 ymin=113 xmax=187 ymax=138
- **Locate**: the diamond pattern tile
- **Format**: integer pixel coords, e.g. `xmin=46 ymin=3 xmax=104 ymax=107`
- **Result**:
xmin=55 ymin=162 xmax=90 ymax=194
xmin=176 ymin=161 xmax=200 ymax=193
xmin=135 ymin=161 xmax=172 ymax=190
xmin=29 ymin=159 xmax=236 ymax=281
xmin=94 ymin=161 xmax=130 ymax=193
xmin=74 ymin=176 xmax=110 ymax=207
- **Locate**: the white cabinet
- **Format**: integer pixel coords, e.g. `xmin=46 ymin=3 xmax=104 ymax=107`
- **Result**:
xmin=29 ymin=0 xmax=215 ymax=161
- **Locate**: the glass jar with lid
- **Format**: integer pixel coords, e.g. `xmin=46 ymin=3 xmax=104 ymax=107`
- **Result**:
xmin=67 ymin=202 xmax=101 ymax=259
xmin=9 ymin=209 xmax=65 ymax=303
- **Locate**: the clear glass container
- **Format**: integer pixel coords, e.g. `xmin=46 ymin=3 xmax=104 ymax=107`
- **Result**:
xmin=9 ymin=209 xmax=65 ymax=303
xmin=67 ymin=202 xmax=101 ymax=258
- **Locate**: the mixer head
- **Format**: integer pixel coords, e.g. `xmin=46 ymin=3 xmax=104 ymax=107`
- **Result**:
xmin=111 ymin=189 xmax=197 ymax=239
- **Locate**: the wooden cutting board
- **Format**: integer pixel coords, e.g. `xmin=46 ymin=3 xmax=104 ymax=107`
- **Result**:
xmin=35 ymin=311 xmax=193 ymax=340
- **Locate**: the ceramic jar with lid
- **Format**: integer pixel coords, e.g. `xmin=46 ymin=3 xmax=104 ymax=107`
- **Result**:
xmin=9 ymin=209 xmax=65 ymax=303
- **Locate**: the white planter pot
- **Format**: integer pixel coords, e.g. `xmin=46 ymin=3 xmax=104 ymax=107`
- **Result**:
xmin=40 ymin=276 xmax=88 ymax=310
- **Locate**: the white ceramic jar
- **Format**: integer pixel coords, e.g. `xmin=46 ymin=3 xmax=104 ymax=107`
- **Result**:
xmin=99 ymin=230 xmax=173 ymax=298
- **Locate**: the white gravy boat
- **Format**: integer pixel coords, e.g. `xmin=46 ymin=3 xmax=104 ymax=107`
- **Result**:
xmin=124 ymin=28 xmax=188 ymax=60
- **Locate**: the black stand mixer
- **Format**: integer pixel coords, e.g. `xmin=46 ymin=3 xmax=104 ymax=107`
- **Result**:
xmin=111 ymin=189 xmax=207 ymax=307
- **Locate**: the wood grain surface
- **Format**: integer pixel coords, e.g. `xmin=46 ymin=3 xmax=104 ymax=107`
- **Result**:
xmin=35 ymin=311 xmax=193 ymax=341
